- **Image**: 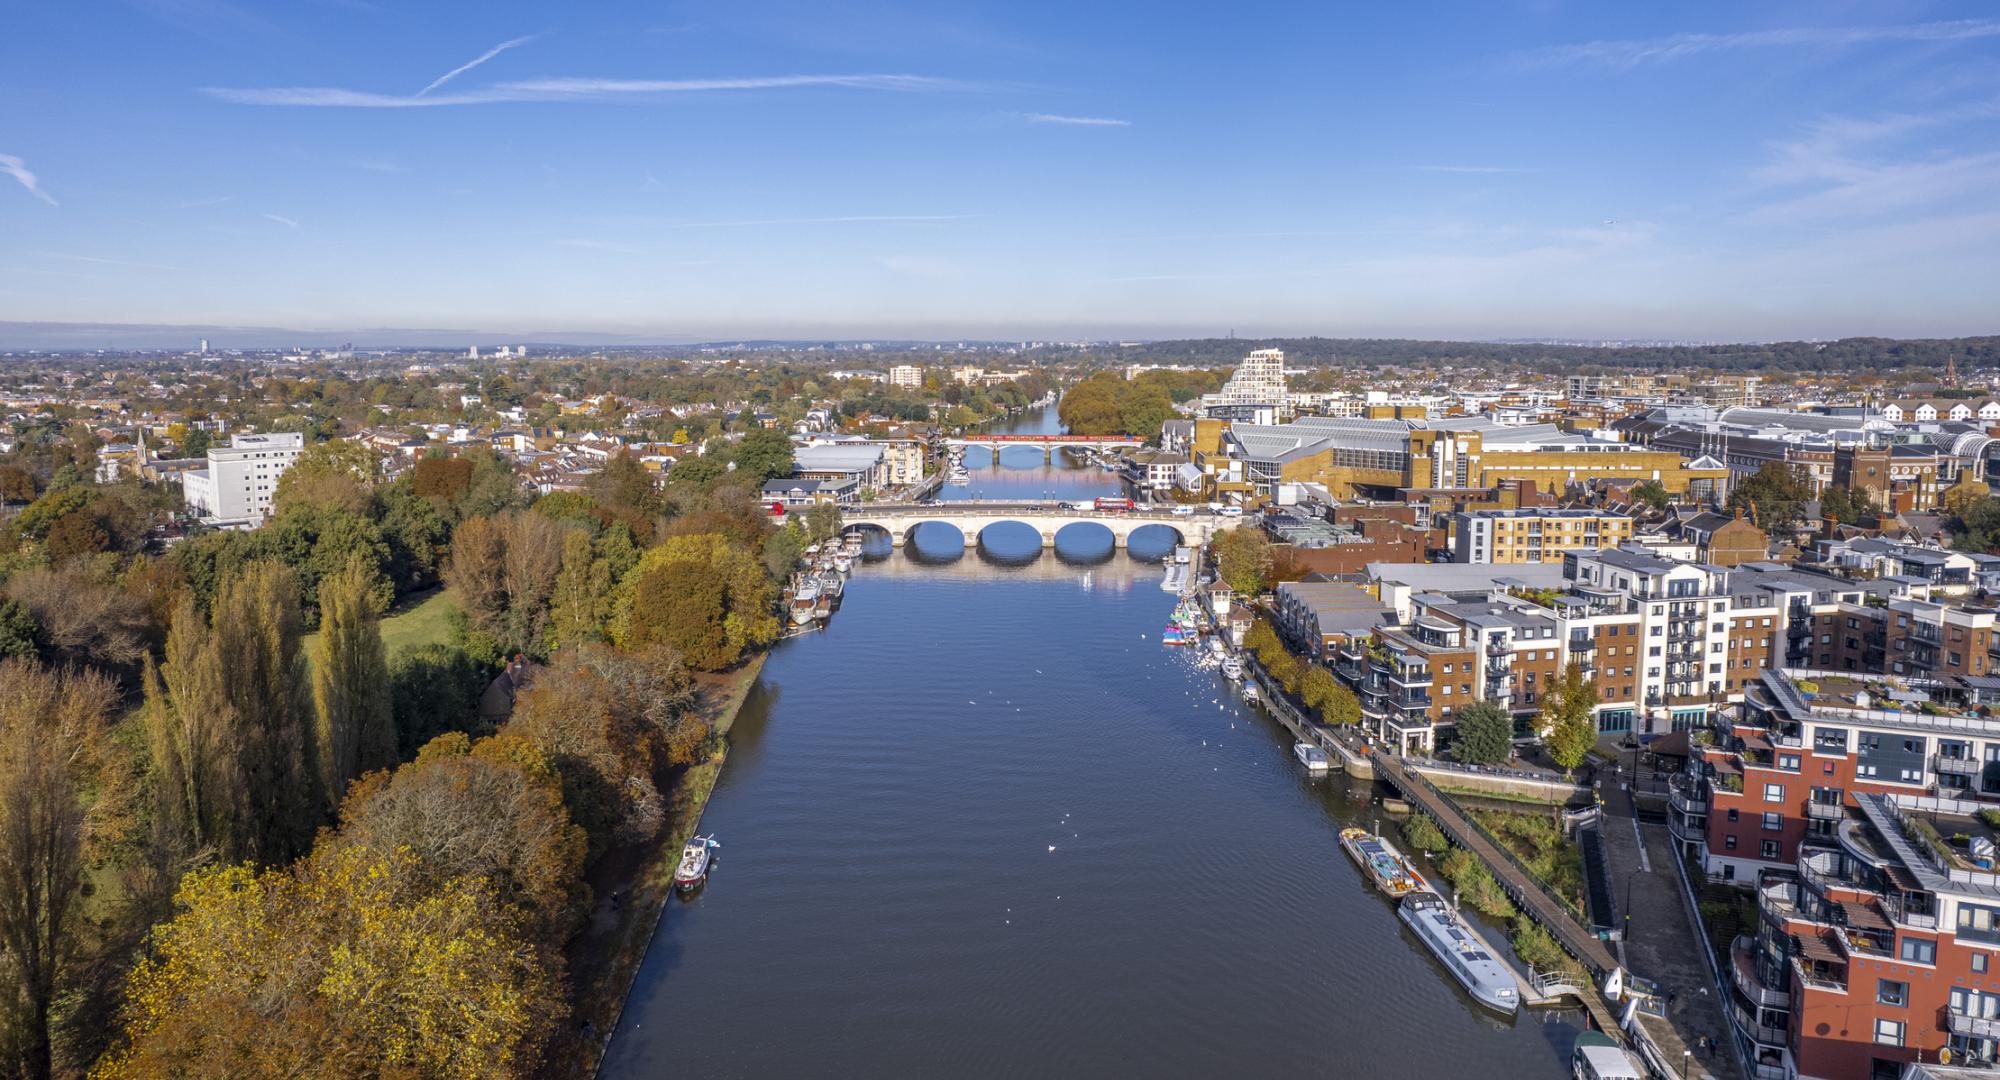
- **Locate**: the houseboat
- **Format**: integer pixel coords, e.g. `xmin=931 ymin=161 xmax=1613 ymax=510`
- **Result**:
xmin=1398 ymin=890 xmax=1522 ymax=1014
xmin=1339 ymin=827 xmax=1428 ymax=898
xmin=789 ymin=579 xmax=821 ymax=626
xmin=1571 ymin=1032 xmax=1643 ymax=1080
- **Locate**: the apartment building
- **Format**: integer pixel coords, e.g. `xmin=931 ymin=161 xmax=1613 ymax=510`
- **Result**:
xmin=887 ymin=364 xmax=923 ymax=389
xmin=180 ymin=430 xmax=306 ymax=526
xmin=1450 ymin=507 xmax=1634 ymax=564
xmin=1807 ymin=601 xmax=1999 ymax=680
xmin=1334 ymin=547 xmax=1872 ymax=751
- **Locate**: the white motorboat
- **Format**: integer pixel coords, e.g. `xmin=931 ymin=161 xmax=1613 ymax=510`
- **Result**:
xmin=1293 ymin=742 xmax=1331 ymax=772
xmin=1241 ymin=683 xmax=1260 ymax=704
xmin=1221 ymin=657 xmax=1243 ymax=680
xmin=674 ymin=835 xmax=720 ymax=894
xmin=789 ymin=579 xmax=821 ymax=626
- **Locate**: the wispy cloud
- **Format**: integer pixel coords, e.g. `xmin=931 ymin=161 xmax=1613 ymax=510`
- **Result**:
xmin=1022 ymin=112 xmax=1130 ymax=127
xmin=1414 ymin=164 xmax=1534 ymax=174
xmin=179 ymin=194 xmax=235 ymax=209
xmin=416 ymin=34 xmax=536 ymax=97
xmin=1518 ymin=18 xmax=2000 ymax=69
xmin=263 ymin=213 xmax=299 ymax=229
xmin=203 ymin=73 xmax=959 ymax=107
xmin=0 ymin=155 xmax=58 ymax=206
xmin=1746 ymin=107 xmax=2000 ymax=225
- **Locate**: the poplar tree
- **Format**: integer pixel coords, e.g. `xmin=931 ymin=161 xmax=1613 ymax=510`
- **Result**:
xmin=313 ymin=553 xmax=395 ymax=809
xmin=158 ymin=562 xmax=322 ymax=866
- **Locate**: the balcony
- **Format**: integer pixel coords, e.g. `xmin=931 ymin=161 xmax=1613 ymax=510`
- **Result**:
xmin=1945 ymin=1006 xmax=2000 ymax=1041
xmin=1835 ymin=925 xmax=1893 ymax=958
xmin=1732 ymin=936 xmax=1792 ymax=1010
xmin=1935 ymin=754 xmax=1981 ymax=776
xmin=1806 ymin=801 xmax=1844 ymax=822
xmin=1878 ymin=893 xmax=1939 ymax=931
xmin=1730 ymin=998 xmax=1791 ymax=1048
xmin=1790 ymin=955 xmax=1847 ymax=993
xmin=1759 ymin=879 xmax=1801 ymax=920
xmin=1486 ymin=639 xmax=1511 ymax=657
xmin=1670 ymin=780 xmax=1709 ymax=817
xmin=1389 ymin=667 xmax=1433 ymax=688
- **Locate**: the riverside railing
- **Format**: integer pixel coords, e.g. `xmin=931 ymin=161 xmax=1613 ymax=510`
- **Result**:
xmin=1398 ymin=764 xmax=1591 ymax=930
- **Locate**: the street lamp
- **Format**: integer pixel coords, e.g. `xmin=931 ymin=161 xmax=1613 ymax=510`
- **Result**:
xmin=1681 ymin=1049 xmax=1691 ymax=1079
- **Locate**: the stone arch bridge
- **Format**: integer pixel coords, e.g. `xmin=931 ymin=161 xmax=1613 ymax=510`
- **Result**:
xmin=834 ymin=500 xmax=1221 ymax=549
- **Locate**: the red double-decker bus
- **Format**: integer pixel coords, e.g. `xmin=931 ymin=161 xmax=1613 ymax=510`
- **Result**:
xmin=1093 ymin=497 xmax=1135 ymax=512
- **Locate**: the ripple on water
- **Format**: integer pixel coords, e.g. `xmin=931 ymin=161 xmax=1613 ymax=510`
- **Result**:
xmin=600 ymin=507 xmax=1577 ymax=1079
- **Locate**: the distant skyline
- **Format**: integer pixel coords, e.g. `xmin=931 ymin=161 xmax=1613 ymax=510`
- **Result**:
xmin=3 ymin=1 xmax=1999 ymax=342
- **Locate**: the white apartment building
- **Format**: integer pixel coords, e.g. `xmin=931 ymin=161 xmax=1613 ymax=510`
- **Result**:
xmin=1207 ymin=348 xmax=1288 ymax=408
xmin=181 ymin=431 xmax=305 ymax=526
xmin=887 ymin=364 xmax=923 ymax=390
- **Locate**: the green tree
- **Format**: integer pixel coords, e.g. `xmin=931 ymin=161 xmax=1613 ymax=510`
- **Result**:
xmin=1447 ymin=699 xmax=1513 ymax=765
xmin=1728 ymin=461 xmax=1810 ymax=529
xmin=181 ymin=427 xmax=212 ymax=459
xmin=731 ymin=428 xmax=796 ymax=484
xmin=1818 ymin=484 xmax=1871 ymax=525
xmin=1537 ymin=660 xmax=1600 ymax=778
xmin=387 ymin=644 xmax=491 ymax=759
xmin=1117 ymin=380 xmax=1177 ymax=443
xmin=1214 ymin=526 xmax=1273 ymax=596
xmin=0 ymin=598 xmax=39 ymax=660
xmin=546 ymin=527 xmax=613 ymax=651
xmin=1630 ymin=479 xmax=1669 ymax=511
xmin=312 ymin=554 xmax=396 ymax=809
xmin=804 ymin=502 xmax=843 ymax=545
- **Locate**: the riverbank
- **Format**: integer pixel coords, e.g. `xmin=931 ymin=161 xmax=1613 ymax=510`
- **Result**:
xmin=567 ymin=649 xmax=770 ymax=1078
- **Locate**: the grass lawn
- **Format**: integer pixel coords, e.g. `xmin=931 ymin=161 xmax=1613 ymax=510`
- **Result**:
xmin=303 ymin=587 xmax=460 ymax=662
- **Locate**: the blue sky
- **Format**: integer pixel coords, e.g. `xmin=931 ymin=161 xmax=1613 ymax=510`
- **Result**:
xmin=3 ymin=0 xmax=1999 ymax=343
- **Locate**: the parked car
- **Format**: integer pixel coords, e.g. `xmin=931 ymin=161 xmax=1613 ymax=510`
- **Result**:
xmin=1170 ymin=506 xmax=1195 ymax=516
xmin=1217 ymin=506 xmax=1244 ymax=518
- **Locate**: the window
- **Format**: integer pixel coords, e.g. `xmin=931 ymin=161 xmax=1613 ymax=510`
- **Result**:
xmin=1727 ymin=808 xmax=1740 ymax=823
xmin=1959 ymin=903 xmax=2000 ymax=946
xmin=1900 ymin=938 xmax=1936 ymax=964
xmin=1762 ymin=812 xmax=1782 ymax=831
xmin=1878 ymin=979 xmax=1908 ymax=1007
xmin=1977 ymin=954 xmax=1989 ymax=974
xmin=1779 ymin=754 xmax=1801 ymax=771
xmin=1875 ymin=1019 xmax=1904 ymax=1047
xmin=1725 ymin=835 xmax=1738 ymax=850
xmin=1760 ymin=840 xmax=1780 ymax=859
xmin=1764 ymin=783 xmax=1785 ymax=803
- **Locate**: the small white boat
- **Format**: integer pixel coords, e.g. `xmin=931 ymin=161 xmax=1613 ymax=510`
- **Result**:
xmin=674 ymin=835 xmax=720 ymax=894
xmin=1221 ymin=657 xmax=1243 ymax=681
xmin=1241 ymin=683 xmax=1260 ymax=704
xmin=832 ymin=552 xmax=853 ymax=574
xmin=1294 ymin=742 xmax=1331 ymax=772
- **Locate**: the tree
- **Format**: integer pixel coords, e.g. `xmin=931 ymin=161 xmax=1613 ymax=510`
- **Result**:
xmin=411 ymin=454 xmax=475 ymax=503
xmin=0 ymin=660 xmax=116 ymax=1080
xmin=1296 ymin=664 xmax=1360 ymax=720
xmin=1818 ymin=484 xmax=1871 ymax=525
xmin=1956 ymin=496 xmax=2000 ymax=554
xmin=1536 ymin=660 xmax=1600 ymax=777
xmin=731 ymin=428 xmax=796 ymax=484
xmin=155 ymin=562 xmax=321 ymax=866
xmin=503 ymin=644 xmax=700 ymax=856
xmin=1943 ymin=479 xmax=1992 ymax=522
xmin=254 ymin=502 xmax=393 ymax=624
xmin=1728 ymin=461 xmax=1810 ymax=529
xmin=1214 ymin=526 xmax=1273 ymax=596
xmin=43 ymin=507 xmax=109 ymax=565
xmin=272 ymin=438 xmax=379 ymax=516
xmin=180 ymin=426 xmax=211 ymax=459
xmin=94 ymin=846 xmax=563 ymax=1080
xmin=5 ymin=567 xmax=150 ymax=674
xmin=1447 ymin=700 xmax=1513 ymax=765
xmin=616 ymin=532 xmax=778 ymax=670
xmin=762 ymin=518 xmax=806 ymax=581
xmin=1118 ymin=380 xmax=1177 ymax=443
xmin=804 ymin=502 xmax=842 ymax=546
xmin=1630 ymin=479 xmax=1669 ymax=511
xmin=546 ymin=527 xmax=614 ymax=651
xmin=330 ymin=733 xmax=586 ymax=940
xmin=0 ymin=598 xmax=39 ymax=661
xmin=444 ymin=512 xmax=565 ymax=658
xmin=312 ymin=554 xmax=396 ymax=809
xmin=388 ymin=643 xmax=491 ymax=758
xmin=586 ymin=450 xmax=660 ymax=516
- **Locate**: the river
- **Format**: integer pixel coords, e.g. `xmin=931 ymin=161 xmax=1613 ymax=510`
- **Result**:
xmin=599 ymin=407 xmax=1583 ymax=1078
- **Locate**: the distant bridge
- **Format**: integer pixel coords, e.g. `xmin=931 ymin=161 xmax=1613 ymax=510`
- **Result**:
xmin=945 ymin=434 xmax=1144 ymax=459
xmin=834 ymin=500 xmax=1221 ymax=549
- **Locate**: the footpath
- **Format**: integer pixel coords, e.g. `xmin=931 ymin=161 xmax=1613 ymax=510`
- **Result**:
xmin=1598 ymin=767 xmax=1740 ymax=1080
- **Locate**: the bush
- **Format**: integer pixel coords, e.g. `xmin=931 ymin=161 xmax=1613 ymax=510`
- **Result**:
xmin=1403 ymin=813 xmax=1446 ymax=854
xmin=1440 ymin=849 xmax=1516 ymax=919
xmin=1511 ymin=917 xmax=1578 ymax=975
